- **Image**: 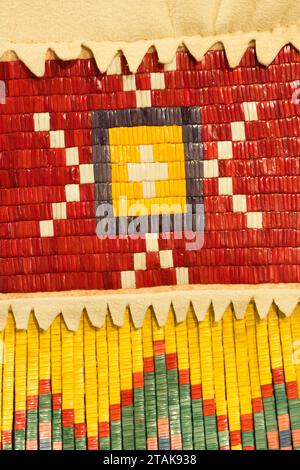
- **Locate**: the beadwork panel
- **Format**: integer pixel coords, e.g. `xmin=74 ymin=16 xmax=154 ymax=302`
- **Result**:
xmin=1 ymin=305 xmax=300 ymax=450
xmin=1 ymin=46 xmax=300 ymax=293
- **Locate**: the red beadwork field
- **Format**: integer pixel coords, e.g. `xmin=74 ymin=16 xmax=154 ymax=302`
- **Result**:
xmin=0 ymin=46 xmax=300 ymax=292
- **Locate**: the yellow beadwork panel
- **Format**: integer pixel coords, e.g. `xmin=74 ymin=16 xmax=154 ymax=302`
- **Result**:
xmin=108 ymin=126 xmax=187 ymax=217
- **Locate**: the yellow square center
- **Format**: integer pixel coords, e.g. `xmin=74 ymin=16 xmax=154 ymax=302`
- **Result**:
xmin=108 ymin=125 xmax=187 ymax=217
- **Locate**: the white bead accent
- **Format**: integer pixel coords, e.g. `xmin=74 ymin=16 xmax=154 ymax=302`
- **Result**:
xmin=136 ymin=90 xmax=151 ymax=108
xmin=52 ymin=202 xmax=67 ymax=220
xmin=33 ymin=112 xmax=50 ymax=132
xmin=231 ymin=121 xmax=246 ymax=141
xmin=65 ymin=184 xmax=80 ymax=202
xmin=123 ymin=75 xmax=136 ymax=91
xmin=127 ymin=162 xmax=168 ymax=182
xmin=142 ymin=181 xmax=156 ymax=198
xmin=203 ymin=159 xmax=219 ymax=178
xmin=176 ymin=267 xmax=189 ymax=285
xmin=134 ymin=252 xmax=146 ymax=271
xmin=218 ymin=177 xmax=233 ymax=195
xmin=232 ymin=194 xmax=247 ymax=212
xmin=216 ymin=112 xmax=261 ymax=231
xmin=145 ymin=233 xmax=159 ymax=252
xmin=139 ymin=145 xmax=154 ymax=162
xmin=159 ymin=250 xmax=174 ymax=269
xmin=217 ymin=141 xmax=233 ymax=159
xmin=40 ymin=220 xmax=54 ymax=237
xmin=150 ymin=72 xmax=165 ymax=90
xmin=242 ymin=102 xmax=258 ymax=121
xmin=121 ymin=271 xmax=136 ymax=289
xmin=66 ymin=147 xmax=79 ymax=166
xmin=50 ymin=130 xmax=65 ymax=148
xmin=79 ymin=164 xmax=94 ymax=184
xmin=246 ymin=212 xmax=263 ymax=229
